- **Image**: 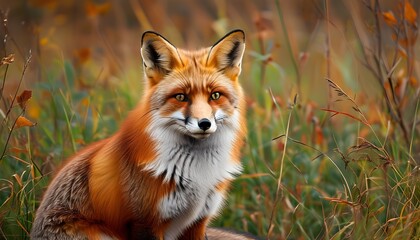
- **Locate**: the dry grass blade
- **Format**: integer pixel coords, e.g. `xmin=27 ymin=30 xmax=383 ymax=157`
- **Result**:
xmin=326 ymin=78 xmax=360 ymax=111
xmin=320 ymin=108 xmax=369 ymax=126
xmin=266 ymin=107 xmax=293 ymax=240
xmin=323 ymin=197 xmax=359 ymax=207
xmin=326 ymin=78 xmax=384 ymax=145
xmin=0 ymin=179 xmax=14 ymax=209
xmin=12 ymin=173 xmax=23 ymax=187
xmin=1 ymin=1 xmax=419 ymax=239
xmin=16 ymin=219 xmax=30 ymax=236
xmin=350 ymin=137 xmax=392 ymax=162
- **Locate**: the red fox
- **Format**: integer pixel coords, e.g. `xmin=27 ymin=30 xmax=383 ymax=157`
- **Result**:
xmin=31 ymin=30 xmax=249 ymax=239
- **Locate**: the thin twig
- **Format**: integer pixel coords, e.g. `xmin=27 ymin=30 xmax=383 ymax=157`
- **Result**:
xmin=274 ymin=0 xmax=301 ymax=96
xmin=348 ymin=1 xmax=397 ymax=121
xmin=373 ymin=0 xmax=399 ymax=121
xmin=325 ymin=0 xmax=332 ymax=110
xmin=0 ymin=10 xmax=9 ymax=110
xmin=409 ymin=96 xmax=419 ymax=158
xmin=0 ymin=108 xmax=25 ymax=161
xmin=1 ymin=64 xmax=9 ymax=109
xmin=320 ymin=108 xmax=369 ymax=126
xmin=266 ymin=105 xmax=292 ymax=240
xmin=3 ymin=51 xmax=32 ymax=122
xmin=326 ymin=78 xmax=383 ymax=145
xmin=375 ymin=0 xmax=411 ymax=146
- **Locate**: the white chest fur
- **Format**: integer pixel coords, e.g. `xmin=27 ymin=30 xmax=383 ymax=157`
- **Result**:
xmin=144 ymin=118 xmax=241 ymax=239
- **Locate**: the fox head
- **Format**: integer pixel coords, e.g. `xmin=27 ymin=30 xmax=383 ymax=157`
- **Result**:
xmin=140 ymin=30 xmax=246 ymax=140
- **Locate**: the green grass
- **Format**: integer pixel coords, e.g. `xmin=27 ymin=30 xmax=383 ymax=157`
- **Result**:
xmin=1 ymin=0 xmax=419 ymax=239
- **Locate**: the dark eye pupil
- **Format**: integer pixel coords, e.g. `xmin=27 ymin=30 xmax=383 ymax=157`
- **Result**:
xmin=176 ymin=94 xmax=185 ymax=101
xmin=212 ymin=92 xmax=220 ymax=100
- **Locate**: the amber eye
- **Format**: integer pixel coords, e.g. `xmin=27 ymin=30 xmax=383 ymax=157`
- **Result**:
xmin=174 ymin=94 xmax=187 ymax=102
xmin=211 ymin=92 xmax=221 ymax=100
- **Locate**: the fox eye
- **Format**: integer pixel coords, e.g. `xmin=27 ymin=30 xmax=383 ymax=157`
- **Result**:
xmin=174 ymin=94 xmax=187 ymax=102
xmin=211 ymin=92 xmax=221 ymax=100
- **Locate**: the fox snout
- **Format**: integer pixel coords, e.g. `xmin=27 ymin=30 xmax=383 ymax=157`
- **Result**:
xmin=185 ymin=115 xmax=217 ymax=139
xmin=181 ymin=97 xmax=218 ymax=138
xmin=198 ymin=118 xmax=211 ymax=131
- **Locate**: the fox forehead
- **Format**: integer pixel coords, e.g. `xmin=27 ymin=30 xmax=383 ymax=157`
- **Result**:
xmin=156 ymin=49 xmax=237 ymax=94
xmin=171 ymin=48 xmax=221 ymax=85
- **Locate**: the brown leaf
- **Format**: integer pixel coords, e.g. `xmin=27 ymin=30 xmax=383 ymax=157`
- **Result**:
xmin=15 ymin=116 xmax=36 ymax=128
xmin=395 ymin=33 xmax=418 ymax=48
xmin=382 ymin=11 xmax=397 ymax=26
xmin=10 ymin=147 xmax=28 ymax=154
xmin=1 ymin=54 xmax=15 ymax=65
xmin=29 ymin=0 xmax=57 ymax=10
xmin=85 ymin=1 xmax=111 ymax=17
xmin=398 ymin=47 xmax=407 ymax=58
xmin=404 ymin=1 xmax=417 ymax=25
xmin=75 ymin=48 xmax=91 ymax=63
xmin=17 ymin=90 xmax=32 ymax=109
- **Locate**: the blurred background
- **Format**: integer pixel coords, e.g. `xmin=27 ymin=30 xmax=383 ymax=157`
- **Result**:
xmin=0 ymin=0 xmax=419 ymax=239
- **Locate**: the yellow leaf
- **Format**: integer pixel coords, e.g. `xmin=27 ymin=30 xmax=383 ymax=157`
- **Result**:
xmin=40 ymin=37 xmax=49 ymax=46
xmin=15 ymin=116 xmax=36 ymax=128
xmin=382 ymin=11 xmax=397 ymax=26
xmin=404 ymin=1 xmax=417 ymax=24
xmin=27 ymin=101 xmax=41 ymax=119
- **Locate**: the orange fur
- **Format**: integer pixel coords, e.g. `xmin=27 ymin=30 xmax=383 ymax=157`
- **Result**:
xmin=179 ymin=217 xmax=209 ymax=240
xmin=31 ymin=30 xmax=247 ymax=240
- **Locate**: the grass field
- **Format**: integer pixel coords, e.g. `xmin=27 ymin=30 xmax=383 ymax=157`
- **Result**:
xmin=0 ymin=0 xmax=419 ymax=239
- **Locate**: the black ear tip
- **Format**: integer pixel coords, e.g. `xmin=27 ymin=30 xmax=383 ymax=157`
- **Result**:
xmin=211 ymin=29 xmax=245 ymax=48
xmin=141 ymin=31 xmax=156 ymax=45
xmin=231 ymin=29 xmax=245 ymax=35
xmin=141 ymin=31 xmax=177 ymax=48
xmin=228 ymin=29 xmax=245 ymax=42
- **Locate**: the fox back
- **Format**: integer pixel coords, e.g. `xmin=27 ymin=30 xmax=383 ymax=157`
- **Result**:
xmin=31 ymin=30 xmax=247 ymax=240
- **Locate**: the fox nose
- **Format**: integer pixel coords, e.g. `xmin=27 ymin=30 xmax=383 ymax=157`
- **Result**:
xmin=198 ymin=118 xmax=211 ymax=131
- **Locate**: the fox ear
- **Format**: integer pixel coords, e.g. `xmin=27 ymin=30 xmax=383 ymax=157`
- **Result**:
xmin=141 ymin=31 xmax=183 ymax=85
xmin=206 ymin=29 xmax=245 ymax=79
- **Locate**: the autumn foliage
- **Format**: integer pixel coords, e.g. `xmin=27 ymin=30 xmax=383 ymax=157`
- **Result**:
xmin=0 ymin=0 xmax=419 ymax=239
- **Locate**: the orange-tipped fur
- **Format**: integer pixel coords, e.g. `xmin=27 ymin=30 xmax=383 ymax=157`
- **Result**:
xmin=31 ymin=30 xmax=247 ymax=240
